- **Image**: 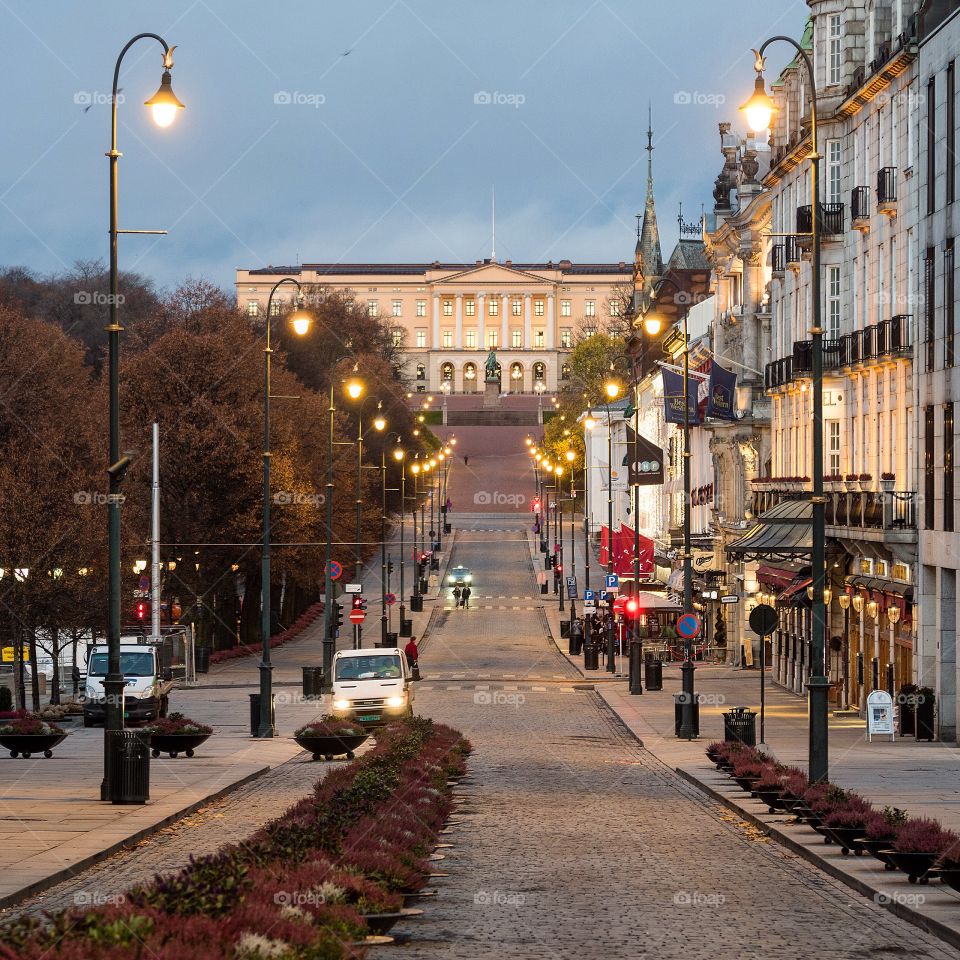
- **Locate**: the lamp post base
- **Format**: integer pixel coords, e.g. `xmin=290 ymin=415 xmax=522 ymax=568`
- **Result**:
xmin=678 ymin=661 xmax=697 ymax=740
xmin=807 ymin=674 xmax=830 ymax=783
xmin=321 ymin=634 xmax=334 ymax=693
xmin=256 ymin=660 xmax=274 ymax=738
xmin=629 ymin=640 xmax=643 ymax=695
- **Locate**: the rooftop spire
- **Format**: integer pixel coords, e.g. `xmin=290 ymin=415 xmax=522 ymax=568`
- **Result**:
xmin=636 ymin=102 xmax=663 ymax=293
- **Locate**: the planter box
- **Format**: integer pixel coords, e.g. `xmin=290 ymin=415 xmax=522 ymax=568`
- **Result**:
xmin=295 ymin=731 xmax=369 ymax=761
xmin=0 ymin=732 xmax=67 ymax=758
xmin=149 ymin=732 xmax=211 ymax=758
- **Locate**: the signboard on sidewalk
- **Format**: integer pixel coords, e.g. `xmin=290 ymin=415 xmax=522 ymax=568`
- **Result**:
xmin=866 ymin=690 xmax=895 ymax=741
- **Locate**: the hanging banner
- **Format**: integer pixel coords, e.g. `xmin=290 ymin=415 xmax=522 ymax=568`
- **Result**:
xmin=661 ymin=367 xmax=700 ymax=426
xmin=624 ymin=424 xmax=665 ymax=486
xmin=706 ymin=360 xmax=738 ymax=421
xmin=618 ymin=523 xmax=654 ymax=576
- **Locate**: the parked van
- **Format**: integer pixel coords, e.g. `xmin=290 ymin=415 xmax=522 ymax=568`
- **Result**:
xmin=329 ymin=648 xmax=415 ymax=726
xmin=83 ymin=637 xmax=175 ymax=726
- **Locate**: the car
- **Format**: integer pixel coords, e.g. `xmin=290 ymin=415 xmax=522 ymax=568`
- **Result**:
xmin=329 ymin=648 xmax=416 ymax=727
xmin=447 ymin=565 xmax=472 ymax=586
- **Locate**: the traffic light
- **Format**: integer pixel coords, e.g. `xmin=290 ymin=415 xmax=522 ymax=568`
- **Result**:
xmin=135 ymin=601 xmax=147 ymax=620
xmin=555 ymin=563 xmax=563 ymax=575
xmin=333 ymin=603 xmax=344 ymax=630
xmin=532 ymin=496 xmax=541 ymax=514
xmin=352 ymin=595 xmax=367 ymax=612
xmin=624 ymin=597 xmax=640 ymax=619
xmin=387 ymin=559 xmax=394 ymax=575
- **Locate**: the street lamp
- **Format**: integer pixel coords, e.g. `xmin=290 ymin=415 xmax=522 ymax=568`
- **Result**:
xmin=583 ymin=410 xmax=596 ymax=591
xmin=102 ymin=34 xmax=183 ymax=801
xmin=742 ymin=38 xmax=828 ymax=782
xmin=535 ymin=381 xmax=546 ymax=423
xmin=353 ymin=399 xmax=386 ymax=586
xmin=378 ymin=435 xmax=404 ymax=646
xmin=258 ymin=278 xmax=313 ymax=737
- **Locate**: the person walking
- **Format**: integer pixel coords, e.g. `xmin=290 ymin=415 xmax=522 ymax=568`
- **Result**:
xmin=452 ymin=584 xmax=462 ymax=608
xmin=404 ymin=637 xmax=420 ymax=680
xmin=464 ymin=455 xmax=469 ymax=467
xmin=462 ymin=584 xmax=472 ymax=609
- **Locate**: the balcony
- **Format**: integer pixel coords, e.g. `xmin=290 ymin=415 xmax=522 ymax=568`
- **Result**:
xmin=877 ymin=167 xmax=897 ymax=216
xmin=764 ymin=356 xmax=792 ymax=391
xmin=771 ymin=243 xmax=785 ymax=277
xmin=764 ymin=339 xmax=841 ymax=391
xmin=868 ymin=39 xmax=893 ymax=76
xmin=796 ymin=203 xmax=845 ymax=243
xmin=839 ymin=316 xmax=912 ymax=368
xmin=851 ymin=186 xmax=871 ymax=231
xmin=785 ymin=235 xmax=802 ymax=270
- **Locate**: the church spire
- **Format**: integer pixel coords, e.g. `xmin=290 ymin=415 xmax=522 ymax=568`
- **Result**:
xmin=636 ymin=104 xmax=663 ymax=295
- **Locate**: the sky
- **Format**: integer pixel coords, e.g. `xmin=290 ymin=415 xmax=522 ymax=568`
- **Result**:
xmin=0 ymin=0 xmax=806 ymax=293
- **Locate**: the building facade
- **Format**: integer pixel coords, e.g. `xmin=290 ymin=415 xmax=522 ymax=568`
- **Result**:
xmin=236 ymin=260 xmax=631 ymax=394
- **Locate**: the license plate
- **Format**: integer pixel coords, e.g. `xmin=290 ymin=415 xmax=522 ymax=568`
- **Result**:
xmin=358 ymin=714 xmax=380 ymax=722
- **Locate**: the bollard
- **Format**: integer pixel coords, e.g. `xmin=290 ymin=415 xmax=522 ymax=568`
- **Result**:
xmin=629 ymin=640 xmax=643 ymax=695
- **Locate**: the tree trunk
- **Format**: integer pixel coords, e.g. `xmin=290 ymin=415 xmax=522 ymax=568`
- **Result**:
xmin=49 ymin=626 xmax=61 ymax=706
xmin=27 ymin=628 xmax=40 ymax=712
xmin=240 ymin=566 xmax=260 ymax=647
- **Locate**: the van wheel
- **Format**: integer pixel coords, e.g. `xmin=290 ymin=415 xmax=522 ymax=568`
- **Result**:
xmin=152 ymin=749 xmax=160 ymax=758
xmin=44 ymin=750 xmax=53 ymax=759
xmin=346 ymin=750 xmax=355 ymax=760
xmin=83 ymin=716 xmax=94 ymax=728
xmin=324 ymin=754 xmax=334 ymax=762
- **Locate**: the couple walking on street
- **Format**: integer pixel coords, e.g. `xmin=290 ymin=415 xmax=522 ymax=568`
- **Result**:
xmin=452 ymin=584 xmax=472 ymax=608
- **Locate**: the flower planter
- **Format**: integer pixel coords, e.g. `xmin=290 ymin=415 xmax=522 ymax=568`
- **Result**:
xmin=753 ymin=789 xmax=783 ymax=814
xmin=880 ymin=479 xmax=895 ymax=493
xmin=149 ymin=732 xmax=211 ymax=758
xmin=936 ymin=867 xmax=960 ymax=894
xmin=0 ymin=732 xmax=67 ymax=758
xmin=734 ymin=775 xmax=761 ymax=792
xmin=360 ymin=908 xmax=423 ymax=935
xmin=886 ymin=850 xmax=939 ymax=883
xmin=823 ymin=826 xmax=867 ymax=855
xmin=294 ymin=731 xmax=368 ymax=761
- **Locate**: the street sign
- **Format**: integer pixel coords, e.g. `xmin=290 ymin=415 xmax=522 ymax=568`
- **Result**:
xmin=584 ymin=601 xmax=596 ymax=612
xmin=676 ymin=613 xmax=702 ymax=640
xmin=720 ymin=594 xmax=739 ymax=604
xmin=605 ymin=574 xmax=619 ymax=590
xmin=344 ymin=583 xmax=363 ymax=594
xmin=326 ymin=560 xmax=343 ymax=581
xmin=749 ymin=603 xmax=778 ymax=637
xmin=583 ymin=589 xmax=596 ymax=602
xmin=384 ymin=592 xmax=397 ymax=606
xmin=603 ymin=591 xmax=616 ymax=606
xmin=565 ymin=576 xmax=578 ymax=599
xmin=349 ymin=608 xmax=366 ymax=625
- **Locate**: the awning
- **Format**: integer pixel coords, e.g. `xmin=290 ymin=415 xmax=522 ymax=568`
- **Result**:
xmin=845 ymin=575 xmax=914 ymax=602
xmin=726 ymin=499 xmax=812 ymax=561
xmin=755 ymin=564 xmax=799 ymax=588
xmin=667 ymin=569 xmax=684 ymax=592
xmin=633 ymin=591 xmax=683 ymax=612
xmin=777 ymin=577 xmax=812 ymax=604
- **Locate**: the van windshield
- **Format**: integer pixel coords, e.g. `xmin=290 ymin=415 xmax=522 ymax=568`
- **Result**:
xmin=335 ymin=655 xmax=402 ymax=681
xmin=87 ymin=652 xmax=155 ymax=678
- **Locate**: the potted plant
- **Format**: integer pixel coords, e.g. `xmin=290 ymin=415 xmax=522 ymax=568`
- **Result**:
xmin=731 ymin=754 xmax=769 ymax=792
xmin=880 ymin=471 xmax=896 ymax=492
xmin=898 ymin=683 xmax=919 ymax=737
xmin=916 ymin=687 xmax=936 ymax=741
xmin=778 ymin=769 xmax=809 ymax=814
xmin=887 ymin=818 xmax=957 ymax=883
xmin=294 ymin=717 xmax=369 ymax=761
xmin=858 ymin=472 xmax=874 ymax=492
xmin=823 ymin=474 xmax=843 ymax=493
xmin=144 ymin=712 xmax=213 ymax=758
xmin=751 ymin=766 xmax=785 ymax=814
xmin=822 ymin=806 xmax=871 ymax=855
xmin=844 ymin=473 xmax=859 ymax=493
xmin=935 ymin=837 xmax=960 ymax=892
xmin=0 ymin=715 xmax=68 ymax=758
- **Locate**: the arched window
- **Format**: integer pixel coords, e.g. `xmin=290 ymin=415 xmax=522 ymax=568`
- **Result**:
xmin=416 ymin=363 xmax=426 ymax=380
xmin=533 ymin=362 xmax=546 ymax=382
xmin=510 ymin=362 xmax=524 ymax=385
xmin=441 ymin=362 xmax=454 ymax=381
xmin=463 ymin=362 xmax=477 ymax=391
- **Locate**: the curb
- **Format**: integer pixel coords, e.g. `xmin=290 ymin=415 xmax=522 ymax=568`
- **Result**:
xmin=0 ymin=765 xmax=272 ymax=912
xmin=675 ymin=767 xmax=960 ymax=951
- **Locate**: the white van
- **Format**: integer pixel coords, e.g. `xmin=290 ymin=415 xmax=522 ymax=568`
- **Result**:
xmin=83 ymin=638 xmax=174 ymax=726
xmin=330 ymin=647 xmax=415 ymax=726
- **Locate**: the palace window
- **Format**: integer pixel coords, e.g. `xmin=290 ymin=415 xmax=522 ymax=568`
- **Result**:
xmin=416 ymin=299 xmax=427 ymax=317
xmin=533 ymin=362 xmax=546 ymax=381
xmin=561 ymin=363 xmax=571 ymax=380
xmin=534 ymin=330 xmax=544 ymax=347
xmin=828 ymin=14 xmax=842 ymax=86
xmin=441 ymin=362 xmax=454 ymax=382
xmin=269 ymin=299 xmax=281 ymax=317
xmin=443 ymin=330 xmax=453 ymax=348
xmin=512 ymin=330 xmax=522 ymax=348
xmin=416 ymin=363 xmax=426 ymax=380
xmin=512 ymin=298 xmax=522 ymax=316
xmin=827 ymin=420 xmax=841 ymax=476
xmin=827 ymin=265 xmax=841 ymax=340
xmin=443 ymin=299 xmax=453 ymax=316
xmin=534 ymin=299 xmax=545 ymax=317
xmin=392 ymin=300 xmax=402 ymax=317
xmin=466 ymin=299 xmax=476 ymax=316
xmin=560 ymin=300 xmax=571 ymax=317
xmin=367 ymin=300 xmax=379 ymax=317
xmin=826 ymin=139 xmax=841 ymax=204
xmin=391 ymin=327 xmax=404 ymax=348
xmin=247 ymin=300 xmax=260 ymax=317
xmin=488 ymin=330 xmax=499 ymax=348
xmin=583 ymin=326 xmax=597 ymax=338
xmin=609 ymin=299 xmax=620 ymax=316
xmin=489 ymin=299 xmax=499 ymax=316
xmin=416 ymin=329 xmax=427 ymax=348
xmin=465 ymin=330 xmax=476 ymax=348
xmin=560 ymin=328 xmax=572 ymax=348
xmin=585 ymin=299 xmax=596 ymax=317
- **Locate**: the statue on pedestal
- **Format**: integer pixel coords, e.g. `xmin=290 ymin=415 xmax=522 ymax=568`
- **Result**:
xmin=484 ymin=350 xmax=500 ymax=383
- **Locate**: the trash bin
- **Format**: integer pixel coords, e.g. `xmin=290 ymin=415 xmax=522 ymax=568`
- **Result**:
xmin=400 ymin=617 xmax=413 ymax=636
xmin=583 ymin=646 xmax=600 ymax=670
xmin=302 ymin=666 xmax=323 ymax=700
xmin=249 ymin=693 xmax=276 ymax=737
xmin=674 ymin=693 xmax=701 ymax=737
xmin=540 ymin=582 xmax=548 ymax=595
xmin=410 ymin=595 xmax=424 ymax=613
xmin=644 ymin=659 xmax=663 ymax=691
xmin=419 ymin=577 xmax=429 ymax=594
xmin=430 ymin=557 xmax=440 ymax=571
xmin=386 ymin=631 xmax=398 ymax=647
xmin=560 ymin=620 xmax=570 ymax=639
xmin=195 ymin=646 xmax=211 ymax=674
xmin=107 ymin=729 xmax=150 ymax=804
xmin=444 ymin=522 xmax=451 ymax=534
xmin=723 ymin=706 xmax=757 ymax=746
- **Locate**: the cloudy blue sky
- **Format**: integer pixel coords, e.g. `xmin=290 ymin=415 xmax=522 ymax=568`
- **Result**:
xmin=0 ymin=0 xmax=805 ymax=291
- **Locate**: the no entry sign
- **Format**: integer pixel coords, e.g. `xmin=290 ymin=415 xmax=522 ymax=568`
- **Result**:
xmin=676 ymin=613 xmax=702 ymax=640
xmin=349 ymin=609 xmax=366 ymax=625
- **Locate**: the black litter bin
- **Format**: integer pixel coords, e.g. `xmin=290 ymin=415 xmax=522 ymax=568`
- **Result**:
xmin=419 ymin=577 xmax=429 ymax=594
xmin=107 ymin=729 xmax=150 ymax=804
xmin=644 ymin=659 xmax=663 ymax=691
xmin=249 ymin=693 xmax=276 ymax=737
xmin=560 ymin=620 xmax=570 ymax=639
xmin=400 ymin=616 xmax=413 ymax=636
xmin=430 ymin=557 xmax=440 ymax=571
xmin=723 ymin=706 xmax=757 ymax=746
xmin=195 ymin=646 xmax=211 ymax=674
xmin=540 ymin=582 xmax=548 ymax=595
xmin=410 ymin=595 xmax=424 ymax=613
xmin=386 ymin=631 xmax=398 ymax=647
xmin=302 ymin=666 xmax=323 ymax=700
xmin=584 ymin=646 xmax=600 ymax=670
xmin=674 ymin=693 xmax=701 ymax=737
xmin=444 ymin=522 xmax=451 ymax=534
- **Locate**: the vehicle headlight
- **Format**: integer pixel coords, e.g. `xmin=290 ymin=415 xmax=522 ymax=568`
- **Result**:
xmin=385 ymin=695 xmax=406 ymax=708
xmin=332 ymin=698 xmax=352 ymax=710
xmin=465 ymin=575 xmax=472 ymax=582
xmin=447 ymin=575 xmax=454 ymax=583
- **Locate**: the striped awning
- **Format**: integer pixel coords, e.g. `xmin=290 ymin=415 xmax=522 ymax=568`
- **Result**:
xmin=726 ymin=499 xmax=812 ymax=561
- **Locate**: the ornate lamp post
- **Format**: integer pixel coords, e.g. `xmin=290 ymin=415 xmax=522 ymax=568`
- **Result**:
xmin=742 ymin=39 xmax=828 ymax=782
xmin=102 ymin=34 xmax=183 ymax=800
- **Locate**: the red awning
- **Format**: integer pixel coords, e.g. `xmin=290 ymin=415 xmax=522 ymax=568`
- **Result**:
xmin=756 ymin=565 xmax=798 ymax=588
xmin=777 ymin=577 xmax=812 ymax=603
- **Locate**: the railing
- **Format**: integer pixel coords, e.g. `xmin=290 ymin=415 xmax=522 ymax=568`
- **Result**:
xmin=765 ymin=339 xmax=842 ymax=390
xmin=887 ymin=314 xmax=913 ymax=352
xmin=772 ymin=243 xmax=785 ymax=275
xmin=792 ymin=340 xmax=812 ymax=376
xmin=764 ymin=356 xmax=793 ymax=390
xmin=749 ymin=486 xmax=918 ymax=534
xmin=869 ymin=40 xmax=892 ymax=76
xmin=839 ymin=316 xmax=913 ymax=366
xmin=796 ymin=203 xmax=845 ymax=237
xmin=851 ymin=185 xmax=871 ymax=222
xmin=785 ymin=235 xmax=802 ymax=265
xmin=877 ymin=166 xmax=898 ymax=205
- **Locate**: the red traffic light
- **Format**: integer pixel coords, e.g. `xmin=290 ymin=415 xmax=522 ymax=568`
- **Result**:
xmin=625 ymin=598 xmax=640 ymax=617
xmin=532 ymin=497 xmax=542 ymax=513
xmin=555 ymin=564 xmax=562 ymax=574
xmin=135 ymin=601 xmax=147 ymax=620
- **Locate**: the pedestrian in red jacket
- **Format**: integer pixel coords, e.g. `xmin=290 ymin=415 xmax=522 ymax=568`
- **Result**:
xmin=404 ymin=638 xmax=419 ymax=670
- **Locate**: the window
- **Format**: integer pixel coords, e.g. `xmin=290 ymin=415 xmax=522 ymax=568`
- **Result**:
xmin=533 ymin=362 xmax=545 ymax=381
xmin=584 ymin=299 xmax=596 ymax=317
xmin=442 ymin=330 xmax=453 ymax=348
xmin=925 ymin=404 xmax=936 ymax=529
xmin=489 ymin=298 xmax=499 ymax=316
xmin=560 ymin=300 xmax=572 ymax=317
xmin=827 ymin=265 xmax=841 ymax=340
xmin=534 ymin=299 xmax=545 ymax=317
xmin=925 ymin=246 xmax=936 ymax=370
xmin=391 ymin=327 xmax=404 ymax=348
xmin=464 ymin=362 xmax=477 ymax=383
xmin=512 ymin=330 xmax=522 ymax=348
xmin=561 ymin=363 xmax=571 ymax=380
xmin=465 ymin=330 xmax=476 ymax=349
xmin=416 ymin=363 xmax=426 ymax=380
xmin=488 ymin=330 xmax=499 ymax=348
xmin=534 ymin=330 xmax=544 ymax=347
xmin=827 ymin=421 xmax=841 ymax=476
xmin=442 ymin=299 xmax=453 ymax=317
xmin=465 ymin=299 xmax=476 ymax=317
xmin=950 ymin=62 xmax=957 ymax=205
xmin=946 ymin=402 xmax=955 ymax=532
xmin=509 ymin=362 xmax=523 ymax=384
xmin=609 ymin=299 xmax=621 ymax=317
xmin=441 ymin=362 xmax=454 ymax=382
xmin=828 ymin=14 xmax=842 ymax=86
xmin=416 ymin=299 xmax=427 ymax=317
xmin=560 ymin=328 xmax=572 ymax=348
xmin=947 ymin=238 xmax=955 ymax=367
xmin=583 ymin=326 xmax=596 ymax=339
xmin=247 ymin=300 xmax=259 ymax=317
xmin=512 ymin=298 xmax=522 ymax=316
xmin=826 ymin=139 xmax=842 ymax=204
xmin=928 ymin=76 xmax=937 ymax=215
xmin=416 ymin=329 xmax=427 ymax=348
xmin=367 ymin=300 xmax=379 ymax=317
xmin=392 ymin=300 xmax=402 ymax=317
xmin=269 ymin=299 xmax=281 ymax=317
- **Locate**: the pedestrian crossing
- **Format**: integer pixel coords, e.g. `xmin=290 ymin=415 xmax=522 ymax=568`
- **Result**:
xmin=416 ymin=681 xmax=579 ymax=695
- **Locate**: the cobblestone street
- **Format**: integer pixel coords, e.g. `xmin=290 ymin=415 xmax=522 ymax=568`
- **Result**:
xmin=380 ymin=517 xmax=960 ymax=959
